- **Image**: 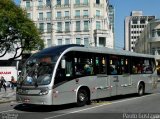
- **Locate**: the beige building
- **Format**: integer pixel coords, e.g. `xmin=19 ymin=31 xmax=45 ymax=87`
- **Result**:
xmin=20 ymin=0 xmax=114 ymax=48
xmin=135 ymin=19 xmax=160 ymax=59
xmin=125 ymin=11 xmax=155 ymax=52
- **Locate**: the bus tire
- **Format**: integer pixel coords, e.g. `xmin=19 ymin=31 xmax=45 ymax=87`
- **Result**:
xmin=138 ymin=83 xmax=145 ymax=96
xmin=76 ymin=89 xmax=88 ymax=107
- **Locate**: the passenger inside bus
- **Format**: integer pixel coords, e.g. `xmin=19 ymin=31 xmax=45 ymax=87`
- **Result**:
xmin=110 ymin=65 xmax=117 ymax=74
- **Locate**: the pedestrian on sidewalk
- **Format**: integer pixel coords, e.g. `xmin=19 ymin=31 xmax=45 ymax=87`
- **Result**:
xmin=11 ymin=76 xmax=16 ymax=90
xmin=0 ymin=77 xmax=2 ymax=92
xmin=0 ymin=76 xmax=6 ymax=92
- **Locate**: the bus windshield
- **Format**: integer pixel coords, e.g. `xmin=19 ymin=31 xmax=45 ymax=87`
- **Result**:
xmin=20 ymin=54 xmax=59 ymax=86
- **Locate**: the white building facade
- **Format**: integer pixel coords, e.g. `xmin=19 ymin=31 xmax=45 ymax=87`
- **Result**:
xmin=20 ymin=0 xmax=114 ymax=48
xmin=125 ymin=11 xmax=155 ymax=52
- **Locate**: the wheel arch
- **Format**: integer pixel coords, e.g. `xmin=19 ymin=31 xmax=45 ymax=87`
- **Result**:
xmin=76 ymin=85 xmax=91 ymax=103
xmin=137 ymin=81 xmax=145 ymax=93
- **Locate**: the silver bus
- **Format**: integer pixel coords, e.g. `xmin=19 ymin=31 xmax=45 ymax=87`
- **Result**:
xmin=16 ymin=44 xmax=158 ymax=106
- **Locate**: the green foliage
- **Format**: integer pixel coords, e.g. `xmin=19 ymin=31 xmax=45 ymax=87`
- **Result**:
xmin=0 ymin=0 xmax=44 ymax=59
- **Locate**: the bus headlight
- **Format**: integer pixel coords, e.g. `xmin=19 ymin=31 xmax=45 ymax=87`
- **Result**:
xmin=39 ymin=89 xmax=49 ymax=95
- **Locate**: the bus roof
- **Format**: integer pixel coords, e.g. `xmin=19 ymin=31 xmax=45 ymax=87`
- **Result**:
xmin=37 ymin=44 xmax=155 ymax=58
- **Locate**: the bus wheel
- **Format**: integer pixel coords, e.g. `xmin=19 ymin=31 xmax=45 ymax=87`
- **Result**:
xmin=76 ymin=89 xmax=88 ymax=107
xmin=138 ymin=83 xmax=145 ymax=96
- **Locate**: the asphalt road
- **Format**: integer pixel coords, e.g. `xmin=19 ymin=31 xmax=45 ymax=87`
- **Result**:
xmin=0 ymin=86 xmax=160 ymax=119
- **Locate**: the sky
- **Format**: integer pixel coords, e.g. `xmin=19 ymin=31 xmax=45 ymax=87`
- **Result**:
xmin=14 ymin=0 xmax=160 ymax=49
xmin=109 ymin=0 xmax=160 ymax=49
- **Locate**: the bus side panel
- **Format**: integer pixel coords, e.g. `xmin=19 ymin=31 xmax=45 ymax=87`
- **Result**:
xmin=52 ymin=76 xmax=105 ymax=105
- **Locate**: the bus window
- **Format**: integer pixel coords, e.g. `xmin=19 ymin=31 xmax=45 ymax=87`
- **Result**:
xmin=131 ymin=57 xmax=154 ymax=74
xmin=109 ymin=55 xmax=120 ymax=75
xmin=121 ymin=57 xmax=130 ymax=74
xmin=54 ymin=52 xmax=74 ymax=84
xmin=74 ymin=52 xmax=94 ymax=76
xmin=95 ymin=56 xmax=107 ymax=74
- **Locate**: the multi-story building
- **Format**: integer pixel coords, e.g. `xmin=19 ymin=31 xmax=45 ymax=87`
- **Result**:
xmin=20 ymin=0 xmax=113 ymax=48
xmin=135 ymin=19 xmax=160 ymax=58
xmin=108 ymin=4 xmax=115 ymax=48
xmin=125 ymin=11 xmax=155 ymax=52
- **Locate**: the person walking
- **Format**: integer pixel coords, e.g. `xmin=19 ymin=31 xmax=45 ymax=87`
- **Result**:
xmin=11 ymin=76 xmax=15 ymax=90
xmin=0 ymin=76 xmax=6 ymax=92
xmin=0 ymin=77 xmax=2 ymax=92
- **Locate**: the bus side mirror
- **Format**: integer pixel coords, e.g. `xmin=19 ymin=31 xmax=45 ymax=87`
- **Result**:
xmin=61 ymin=59 xmax=66 ymax=69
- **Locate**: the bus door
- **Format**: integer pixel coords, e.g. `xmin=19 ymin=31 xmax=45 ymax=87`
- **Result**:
xmin=109 ymin=75 xmax=119 ymax=96
xmin=109 ymin=55 xmax=120 ymax=96
xmin=118 ymin=74 xmax=132 ymax=95
xmin=118 ymin=57 xmax=132 ymax=95
xmin=95 ymin=56 xmax=110 ymax=98
xmin=96 ymin=74 xmax=110 ymax=98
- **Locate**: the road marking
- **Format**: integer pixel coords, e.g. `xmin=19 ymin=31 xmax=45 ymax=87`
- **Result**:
xmin=0 ymin=109 xmax=14 ymax=113
xmin=45 ymin=93 xmax=160 ymax=119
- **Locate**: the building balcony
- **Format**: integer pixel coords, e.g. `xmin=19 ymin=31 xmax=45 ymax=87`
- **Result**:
xmin=148 ymin=37 xmax=160 ymax=42
xmin=56 ymin=30 xmax=63 ymax=33
xmin=94 ymin=15 xmax=104 ymax=19
xmin=56 ymin=17 xmax=63 ymax=20
xmin=37 ymin=5 xmax=51 ymax=10
xmin=64 ymin=16 xmax=70 ymax=20
xmin=75 ymin=16 xmax=81 ymax=19
xmin=25 ymin=7 xmax=33 ymax=11
xmin=74 ymin=16 xmax=89 ymax=19
xmin=94 ymin=4 xmax=103 ymax=8
xmin=94 ymin=29 xmax=110 ymax=34
xmin=83 ymin=29 xmax=89 ymax=32
xmin=38 ymin=18 xmax=44 ymax=21
xmin=74 ymin=3 xmax=89 ymax=8
xmin=64 ymin=30 xmax=70 ymax=33
xmin=46 ymin=18 xmax=51 ymax=21
xmin=55 ymin=4 xmax=70 ymax=8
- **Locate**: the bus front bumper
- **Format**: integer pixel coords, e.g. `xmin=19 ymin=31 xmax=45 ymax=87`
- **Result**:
xmin=16 ymin=94 xmax=53 ymax=105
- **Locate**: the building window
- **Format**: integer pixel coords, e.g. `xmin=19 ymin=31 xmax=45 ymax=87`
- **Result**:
xmin=96 ymin=0 xmax=100 ymax=4
xmin=39 ymin=23 xmax=44 ymax=32
xmin=57 ymin=22 xmax=62 ymax=32
xmin=65 ymin=38 xmax=70 ymax=44
xmin=132 ymin=19 xmax=137 ymax=24
xmin=65 ymin=11 xmax=69 ymax=17
xmin=140 ymin=19 xmax=145 ymax=24
xmin=26 ymin=1 xmax=30 ymax=8
xmin=76 ymin=38 xmax=81 ymax=44
xmin=47 ymin=12 xmax=51 ymax=19
xmin=58 ymin=39 xmax=62 ymax=45
xmin=64 ymin=0 xmax=69 ymax=5
xmin=47 ymin=23 xmax=52 ymax=32
xmin=84 ymin=38 xmax=89 ymax=46
xmin=84 ymin=21 xmax=89 ymax=31
xmin=47 ymin=39 xmax=52 ymax=47
xmin=83 ymin=10 xmax=88 ymax=17
xmin=157 ymin=29 xmax=160 ymax=37
xmin=57 ymin=0 xmax=61 ymax=5
xmin=65 ymin=22 xmax=70 ymax=32
xmin=39 ymin=12 xmax=43 ymax=20
xmin=46 ymin=0 xmax=51 ymax=7
xmin=75 ymin=0 xmax=80 ymax=4
xmin=96 ymin=10 xmax=100 ymax=17
xmin=76 ymin=21 xmax=81 ymax=31
xmin=152 ymin=29 xmax=156 ymax=37
xmin=83 ymin=0 xmax=88 ymax=4
xmin=96 ymin=21 xmax=101 ymax=29
xmin=75 ymin=10 xmax=80 ymax=17
xmin=38 ymin=0 xmax=43 ymax=7
xmin=57 ymin=11 xmax=61 ymax=18
xmin=27 ymin=13 xmax=31 ymax=19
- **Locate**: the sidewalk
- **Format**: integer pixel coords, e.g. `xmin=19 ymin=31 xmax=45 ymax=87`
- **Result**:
xmin=0 ymin=87 xmax=16 ymax=104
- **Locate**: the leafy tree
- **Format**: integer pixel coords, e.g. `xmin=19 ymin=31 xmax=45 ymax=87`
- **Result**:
xmin=0 ymin=0 xmax=44 ymax=60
